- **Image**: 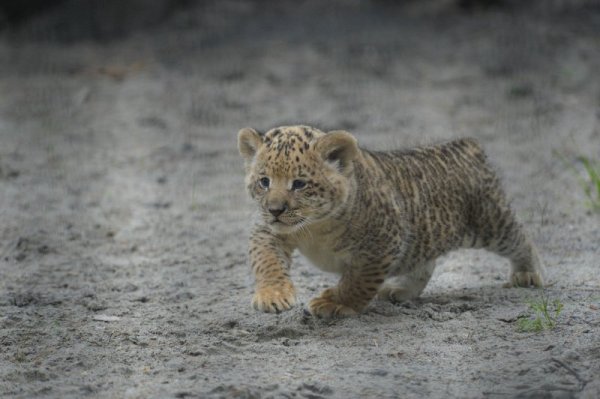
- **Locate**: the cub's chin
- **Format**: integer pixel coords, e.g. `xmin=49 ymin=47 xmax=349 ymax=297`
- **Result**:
xmin=267 ymin=220 xmax=303 ymax=235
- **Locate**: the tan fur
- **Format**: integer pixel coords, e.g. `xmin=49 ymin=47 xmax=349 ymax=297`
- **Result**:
xmin=238 ymin=125 xmax=544 ymax=318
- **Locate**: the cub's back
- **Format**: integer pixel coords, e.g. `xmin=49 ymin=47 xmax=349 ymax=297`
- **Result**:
xmin=364 ymin=138 xmax=496 ymax=199
xmin=361 ymin=138 xmax=501 ymax=258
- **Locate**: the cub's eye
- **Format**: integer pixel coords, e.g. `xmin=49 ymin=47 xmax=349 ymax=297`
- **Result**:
xmin=258 ymin=177 xmax=270 ymax=189
xmin=291 ymin=179 xmax=306 ymax=190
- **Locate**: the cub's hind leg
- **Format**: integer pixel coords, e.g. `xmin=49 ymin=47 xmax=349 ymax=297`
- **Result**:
xmin=494 ymin=230 xmax=544 ymax=288
xmin=378 ymin=260 xmax=437 ymax=303
xmin=472 ymin=192 xmax=544 ymax=288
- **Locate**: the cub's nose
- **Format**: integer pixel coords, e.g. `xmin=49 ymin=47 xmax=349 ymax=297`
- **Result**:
xmin=268 ymin=205 xmax=287 ymax=217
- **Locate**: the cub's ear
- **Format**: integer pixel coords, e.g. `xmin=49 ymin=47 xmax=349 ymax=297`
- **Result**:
xmin=238 ymin=127 xmax=263 ymax=160
xmin=316 ymin=130 xmax=359 ymax=173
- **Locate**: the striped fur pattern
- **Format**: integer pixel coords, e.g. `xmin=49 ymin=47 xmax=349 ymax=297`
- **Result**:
xmin=238 ymin=125 xmax=543 ymax=318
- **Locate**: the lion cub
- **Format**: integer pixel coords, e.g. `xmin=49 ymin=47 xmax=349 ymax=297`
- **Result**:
xmin=238 ymin=125 xmax=543 ymax=318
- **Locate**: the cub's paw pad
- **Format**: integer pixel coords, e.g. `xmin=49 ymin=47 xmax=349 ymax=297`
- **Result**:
xmin=307 ymin=293 xmax=357 ymax=319
xmin=252 ymin=285 xmax=297 ymax=313
xmin=377 ymin=286 xmax=415 ymax=303
xmin=504 ymin=272 xmax=544 ymax=288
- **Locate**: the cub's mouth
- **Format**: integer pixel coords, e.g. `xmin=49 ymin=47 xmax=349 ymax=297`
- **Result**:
xmin=265 ymin=210 xmax=301 ymax=227
xmin=269 ymin=218 xmax=293 ymax=227
xmin=266 ymin=216 xmax=307 ymax=234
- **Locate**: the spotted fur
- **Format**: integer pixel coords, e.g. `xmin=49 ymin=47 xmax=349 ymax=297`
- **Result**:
xmin=238 ymin=125 xmax=544 ymax=318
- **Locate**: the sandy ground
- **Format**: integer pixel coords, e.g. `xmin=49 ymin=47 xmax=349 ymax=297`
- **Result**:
xmin=1 ymin=1 xmax=599 ymax=398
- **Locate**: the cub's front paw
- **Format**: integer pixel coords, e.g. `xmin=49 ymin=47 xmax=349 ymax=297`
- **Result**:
xmin=307 ymin=288 xmax=357 ymax=318
xmin=252 ymin=283 xmax=297 ymax=313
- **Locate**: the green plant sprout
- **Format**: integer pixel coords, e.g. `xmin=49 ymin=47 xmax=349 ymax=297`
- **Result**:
xmin=517 ymin=293 xmax=564 ymax=333
xmin=555 ymin=151 xmax=600 ymax=212
xmin=578 ymin=156 xmax=600 ymax=211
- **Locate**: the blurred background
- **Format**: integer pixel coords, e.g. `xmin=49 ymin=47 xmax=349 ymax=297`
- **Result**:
xmin=1 ymin=0 xmax=598 ymax=214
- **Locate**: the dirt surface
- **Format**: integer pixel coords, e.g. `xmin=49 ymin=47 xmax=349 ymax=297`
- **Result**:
xmin=1 ymin=1 xmax=599 ymax=398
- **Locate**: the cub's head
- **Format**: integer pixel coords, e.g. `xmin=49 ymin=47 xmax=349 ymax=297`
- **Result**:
xmin=238 ymin=125 xmax=359 ymax=234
